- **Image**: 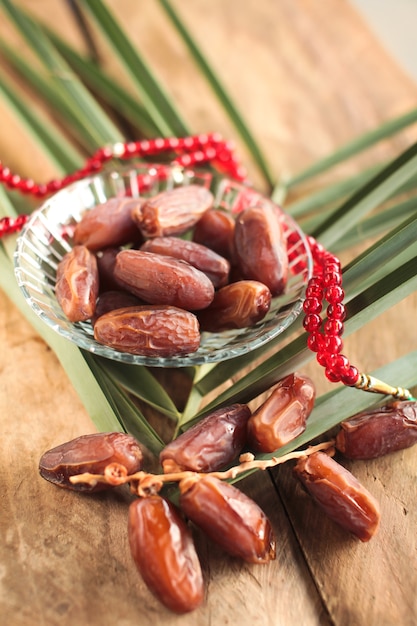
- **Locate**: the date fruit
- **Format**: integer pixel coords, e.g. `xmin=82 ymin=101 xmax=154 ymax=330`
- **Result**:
xmin=131 ymin=184 xmax=214 ymax=238
xmin=96 ymin=247 xmax=127 ymax=293
xmin=335 ymin=400 xmax=417 ymax=459
xmin=92 ymin=290 xmax=143 ymax=325
xmin=39 ymin=432 xmax=143 ymax=492
xmin=294 ymin=451 xmax=380 ymax=542
xmin=234 ymin=203 xmax=288 ymax=296
xmin=141 ymin=236 xmax=230 ymax=287
xmin=73 ymin=197 xmax=143 ymax=250
xmin=247 ymin=373 xmax=315 ymax=452
xmin=192 ymin=208 xmax=236 ymax=260
xmin=93 ymin=305 xmax=200 ymax=357
xmin=197 ymin=280 xmax=271 ymax=332
xmin=160 ymin=403 xmax=251 ymax=473
xmin=179 ymin=475 xmax=276 ymax=563
xmin=114 ymin=249 xmax=215 ymax=310
xmin=55 ymin=245 xmax=99 ymax=322
xmin=128 ymin=495 xmax=204 ymax=613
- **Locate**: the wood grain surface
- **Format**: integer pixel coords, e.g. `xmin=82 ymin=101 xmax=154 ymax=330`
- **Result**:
xmin=1 ymin=2 xmax=417 ymax=625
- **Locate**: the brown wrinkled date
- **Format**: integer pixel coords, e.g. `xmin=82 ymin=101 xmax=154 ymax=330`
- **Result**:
xmin=73 ymin=197 xmax=143 ymax=250
xmin=335 ymin=400 xmax=417 ymax=459
xmin=114 ymin=249 xmax=215 ymax=310
xmin=55 ymin=245 xmax=99 ymax=322
xmin=179 ymin=475 xmax=276 ymax=563
xmin=92 ymin=290 xmax=143 ymax=325
xmin=96 ymin=247 xmax=127 ymax=292
xmin=247 ymin=372 xmax=316 ymax=452
xmin=197 ymin=280 xmax=271 ymax=332
xmin=159 ymin=403 xmax=251 ymax=473
xmin=131 ymin=184 xmax=214 ymax=238
xmin=234 ymin=202 xmax=288 ymax=296
xmin=141 ymin=236 xmax=230 ymax=288
xmin=128 ymin=495 xmax=204 ymax=614
xmin=294 ymin=451 xmax=380 ymax=542
xmin=39 ymin=432 xmax=143 ymax=492
xmin=93 ymin=305 xmax=200 ymax=357
xmin=192 ymin=208 xmax=236 ymax=260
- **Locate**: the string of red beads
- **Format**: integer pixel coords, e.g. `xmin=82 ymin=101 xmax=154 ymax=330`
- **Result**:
xmin=0 ymin=133 xmax=247 ymax=237
xmin=303 ymin=236 xmax=359 ymax=386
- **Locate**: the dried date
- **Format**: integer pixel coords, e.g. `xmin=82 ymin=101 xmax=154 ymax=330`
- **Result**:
xmin=247 ymin=373 xmax=316 ymax=452
xmin=294 ymin=451 xmax=380 ymax=542
xmin=131 ymin=184 xmax=214 ymax=238
xmin=96 ymin=247 xmax=126 ymax=293
xmin=234 ymin=202 xmax=288 ymax=296
xmin=192 ymin=208 xmax=236 ymax=260
xmin=39 ymin=432 xmax=143 ymax=492
xmin=128 ymin=495 xmax=204 ymax=613
xmin=74 ymin=197 xmax=143 ymax=250
xmin=335 ymin=400 xmax=417 ymax=459
xmin=160 ymin=403 xmax=251 ymax=473
xmin=92 ymin=290 xmax=143 ymax=325
xmin=141 ymin=236 xmax=230 ymax=288
xmin=55 ymin=245 xmax=99 ymax=322
xmin=179 ymin=475 xmax=276 ymax=563
xmin=114 ymin=249 xmax=215 ymax=310
xmin=197 ymin=280 xmax=271 ymax=332
xmin=93 ymin=305 xmax=200 ymax=357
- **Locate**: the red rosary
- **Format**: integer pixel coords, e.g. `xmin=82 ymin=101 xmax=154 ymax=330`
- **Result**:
xmin=0 ymin=132 xmax=412 ymax=400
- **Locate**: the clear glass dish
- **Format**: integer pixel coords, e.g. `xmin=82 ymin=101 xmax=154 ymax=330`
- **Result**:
xmin=14 ymin=163 xmax=312 ymax=367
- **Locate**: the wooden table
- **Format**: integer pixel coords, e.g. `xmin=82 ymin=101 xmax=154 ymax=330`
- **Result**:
xmin=1 ymin=2 xmax=417 ymax=624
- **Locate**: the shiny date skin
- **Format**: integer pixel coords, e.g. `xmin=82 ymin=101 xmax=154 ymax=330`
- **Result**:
xmin=55 ymin=245 xmax=99 ymax=322
xmin=247 ymin=373 xmax=316 ymax=453
xmin=197 ymin=280 xmax=271 ymax=332
xmin=39 ymin=432 xmax=143 ymax=492
xmin=114 ymin=249 xmax=215 ymax=310
xmin=128 ymin=496 xmax=204 ymax=614
xmin=192 ymin=208 xmax=236 ymax=260
xmin=141 ymin=236 xmax=230 ymax=288
xmin=335 ymin=400 xmax=417 ymax=459
xmin=160 ymin=403 xmax=251 ymax=473
xmin=92 ymin=290 xmax=143 ymax=325
xmin=74 ymin=197 xmax=143 ymax=251
xmin=294 ymin=451 xmax=380 ymax=542
xmin=131 ymin=184 xmax=214 ymax=238
xmin=96 ymin=247 xmax=127 ymax=293
xmin=93 ymin=305 xmax=200 ymax=357
xmin=179 ymin=475 xmax=276 ymax=563
xmin=234 ymin=202 xmax=288 ymax=296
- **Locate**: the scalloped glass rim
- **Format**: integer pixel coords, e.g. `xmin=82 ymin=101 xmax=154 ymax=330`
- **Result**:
xmin=14 ymin=163 xmax=313 ymax=367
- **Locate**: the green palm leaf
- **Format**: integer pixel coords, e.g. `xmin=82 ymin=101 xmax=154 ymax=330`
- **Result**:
xmin=81 ymin=0 xmax=189 ymax=137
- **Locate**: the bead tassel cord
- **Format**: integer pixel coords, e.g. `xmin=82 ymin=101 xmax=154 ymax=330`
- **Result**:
xmin=0 ymin=133 xmax=413 ymax=399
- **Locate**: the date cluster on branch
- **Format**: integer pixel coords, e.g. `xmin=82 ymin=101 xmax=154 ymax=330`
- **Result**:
xmin=38 ymin=372 xmax=417 ymax=614
xmin=55 ymin=183 xmax=289 ymax=357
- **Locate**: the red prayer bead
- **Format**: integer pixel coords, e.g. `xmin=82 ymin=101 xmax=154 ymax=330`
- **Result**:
xmin=325 ymin=368 xmax=341 ymax=383
xmin=303 ymin=313 xmax=322 ymax=332
xmin=324 ymin=285 xmax=344 ymax=304
xmin=327 ymin=302 xmax=346 ymax=320
xmin=341 ymin=365 xmax=360 ymax=386
xmin=303 ymin=297 xmax=322 ymax=314
xmin=323 ymin=318 xmax=344 ymax=335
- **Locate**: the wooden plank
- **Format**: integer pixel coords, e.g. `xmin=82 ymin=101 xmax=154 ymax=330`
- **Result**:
xmin=1 ymin=1 xmax=417 ymax=624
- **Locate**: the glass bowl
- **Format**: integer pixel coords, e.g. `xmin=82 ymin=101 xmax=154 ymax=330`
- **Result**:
xmin=14 ymin=163 xmax=312 ymax=367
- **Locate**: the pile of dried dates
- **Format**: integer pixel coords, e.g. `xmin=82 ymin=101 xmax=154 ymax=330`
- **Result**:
xmin=55 ymin=183 xmax=288 ymax=356
xmin=39 ymin=372 xmax=417 ymax=613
